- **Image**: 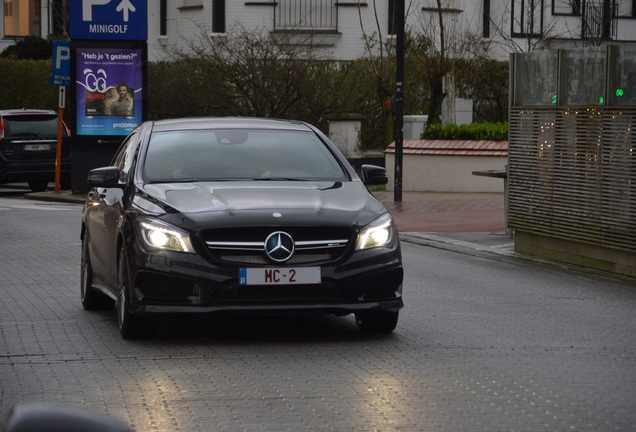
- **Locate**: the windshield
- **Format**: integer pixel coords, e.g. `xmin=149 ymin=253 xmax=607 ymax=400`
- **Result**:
xmin=143 ymin=129 xmax=348 ymax=182
xmin=2 ymin=115 xmax=61 ymax=137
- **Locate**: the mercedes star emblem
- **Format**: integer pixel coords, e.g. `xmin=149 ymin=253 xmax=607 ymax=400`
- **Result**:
xmin=265 ymin=231 xmax=295 ymax=262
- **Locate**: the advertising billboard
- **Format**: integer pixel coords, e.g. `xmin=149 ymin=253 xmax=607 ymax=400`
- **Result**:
xmin=75 ymin=47 xmax=143 ymax=136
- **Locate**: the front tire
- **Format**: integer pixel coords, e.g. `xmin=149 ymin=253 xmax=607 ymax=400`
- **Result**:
xmin=81 ymin=234 xmax=115 ymax=310
xmin=355 ymin=311 xmax=399 ymax=334
xmin=117 ymin=245 xmax=155 ymax=339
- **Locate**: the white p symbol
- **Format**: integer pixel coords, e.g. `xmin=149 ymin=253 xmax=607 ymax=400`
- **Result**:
xmin=82 ymin=0 xmax=111 ymax=21
xmin=55 ymin=45 xmax=70 ymax=70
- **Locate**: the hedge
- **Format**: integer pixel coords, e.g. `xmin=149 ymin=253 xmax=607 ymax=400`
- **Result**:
xmin=420 ymin=122 xmax=509 ymax=141
xmin=0 ymin=59 xmax=58 ymax=110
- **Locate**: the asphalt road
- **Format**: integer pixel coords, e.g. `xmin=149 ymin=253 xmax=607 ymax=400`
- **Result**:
xmin=0 ymin=191 xmax=635 ymax=431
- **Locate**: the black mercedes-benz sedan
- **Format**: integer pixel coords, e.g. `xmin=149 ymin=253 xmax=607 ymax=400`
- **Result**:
xmin=80 ymin=117 xmax=403 ymax=338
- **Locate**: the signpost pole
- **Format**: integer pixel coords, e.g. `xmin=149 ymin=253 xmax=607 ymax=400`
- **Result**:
xmin=51 ymin=41 xmax=70 ymax=192
xmin=55 ymin=86 xmax=66 ymax=192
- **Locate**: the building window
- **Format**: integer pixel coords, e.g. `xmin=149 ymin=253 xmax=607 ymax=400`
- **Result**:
xmin=50 ymin=0 xmax=67 ymax=36
xmin=160 ymin=0 xmax=167 ymax=35
xmin=275 ymin=0 xmax=337 ymax=31
xmin=511 ymin=0 xmax=544 ymax=37
xmin=616 ymin=0 xmax=636 ymax=17
xmin=212 ymin=0 xmax=225 ymax=33
xmin=4 ymin=0 xmax=41 ymax=37
xmin=581 ymin=0 xmax=616 ymax=40
xmin=483 ymin=0 xmax=491 ymax=37
xmin=552 ymin=0 xmax=581 ymax=16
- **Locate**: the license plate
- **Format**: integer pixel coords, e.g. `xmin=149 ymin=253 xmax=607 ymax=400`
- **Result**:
xmin=24 ymin=144 xmax=51 ymax=151
xmin=239 ymin=267 xmax=321 ymax=286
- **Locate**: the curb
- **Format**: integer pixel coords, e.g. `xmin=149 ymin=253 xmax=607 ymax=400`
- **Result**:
xmin=400 ymin=232 xmax=636 ymax=285
xmin=24 ymin=191 xmax=86 ymax=204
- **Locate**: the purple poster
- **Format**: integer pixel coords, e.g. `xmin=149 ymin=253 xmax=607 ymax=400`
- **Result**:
xmin=76 ymin=47 xmax=143 ymax=136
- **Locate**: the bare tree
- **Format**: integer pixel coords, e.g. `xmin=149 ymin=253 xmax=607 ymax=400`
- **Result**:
xmin=165 ymin=25 xmax=336 ymax=120
xmin=355 ymin=0 xmax=405 ymax=146
xmin=409 ymin=0 xmax=492 ymax=126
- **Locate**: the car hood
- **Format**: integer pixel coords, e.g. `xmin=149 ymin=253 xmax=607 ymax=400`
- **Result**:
xmin=137 ymin=181 xmax=388 ymax=228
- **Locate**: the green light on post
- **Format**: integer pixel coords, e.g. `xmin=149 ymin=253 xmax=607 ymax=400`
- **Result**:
xmin=616 ymin=89 xmax=624 ymax=97
xmin=599 ymin=96 xmax=605 ymax=104
xmin=551 ymin=94 xmax=557 ymax=104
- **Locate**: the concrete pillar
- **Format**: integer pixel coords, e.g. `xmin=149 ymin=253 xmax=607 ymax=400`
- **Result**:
xmin=403 ymin=115 xmax=428 ymax=139
xmin=326 ymin=114 xmax=364 ymax=158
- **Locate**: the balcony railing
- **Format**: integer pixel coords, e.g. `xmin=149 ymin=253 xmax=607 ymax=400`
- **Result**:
xmin=275 ymin=0 xmax=338 ymax=31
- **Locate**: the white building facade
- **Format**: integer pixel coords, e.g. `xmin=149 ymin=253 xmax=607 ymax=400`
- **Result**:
xmin=1 ymin=1 xmax=635 ymax=61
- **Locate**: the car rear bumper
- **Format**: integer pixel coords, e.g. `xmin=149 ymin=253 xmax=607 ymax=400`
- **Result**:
xmin=0 ymin=158 xmax=71 ymax=183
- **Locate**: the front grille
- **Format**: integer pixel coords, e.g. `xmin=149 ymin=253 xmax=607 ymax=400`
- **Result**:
xmin=211 ymin=279 xmax=346 ymax=304
xmin=218 ymin=253 xmax=333 ymax=265
xmin=203 ymin=226 xmax=353 ymax=266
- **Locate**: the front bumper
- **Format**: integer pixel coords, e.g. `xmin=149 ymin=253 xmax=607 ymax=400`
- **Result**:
xmin=127 ymin=243 xmax=404 ymax=316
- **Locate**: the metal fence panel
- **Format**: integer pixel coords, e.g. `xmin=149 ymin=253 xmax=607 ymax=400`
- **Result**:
xmin=509 ymin=107 xmax=636 ymax=253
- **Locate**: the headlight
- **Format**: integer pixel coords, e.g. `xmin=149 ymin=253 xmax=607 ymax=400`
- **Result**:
xmin=138 ymin=219 xmax=194 ymax=253
xmin=355 ymin=213 xmax=395 ymax=251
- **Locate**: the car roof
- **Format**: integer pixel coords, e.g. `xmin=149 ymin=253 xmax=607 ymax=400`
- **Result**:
xmin=149 ymin=117 xmax=313 ymax=133
xmin=0 ymin=109 xmax=57 ymax=117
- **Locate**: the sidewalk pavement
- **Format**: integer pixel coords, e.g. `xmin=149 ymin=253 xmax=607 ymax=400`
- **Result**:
xmin=371 ymin=190 xmax=517 ymax=260
xmin=372 ymin=190 xmax=506 ymax=233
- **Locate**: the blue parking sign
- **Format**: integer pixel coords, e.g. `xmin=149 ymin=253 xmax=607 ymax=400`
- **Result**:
xmin=51 ymin=41 xmax=71 ymax=86
xmin=70 ymin=0 xmax=147 ymax=40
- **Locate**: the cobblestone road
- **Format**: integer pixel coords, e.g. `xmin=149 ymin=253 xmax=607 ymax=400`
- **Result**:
xmin=1 ymin=192 xmax=635 ymax=431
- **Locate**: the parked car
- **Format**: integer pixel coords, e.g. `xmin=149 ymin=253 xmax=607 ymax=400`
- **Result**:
xmin=0 ymin=108 xmax=71 ymax=191
xmin=80 ymin=117 xmax=404 ymax=338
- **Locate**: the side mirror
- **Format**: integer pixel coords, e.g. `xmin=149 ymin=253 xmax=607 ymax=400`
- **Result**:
xmin=361 ymin=164 xmax=388 ymax=186
xmin=87 ymin=166 xmax=122 ymax=188
xmin=3 ymin=404 xmax=131 ymax=432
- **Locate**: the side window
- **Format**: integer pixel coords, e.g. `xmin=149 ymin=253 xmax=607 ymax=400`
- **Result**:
xmin=113 ymin=131 xmax=141 ymax=183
